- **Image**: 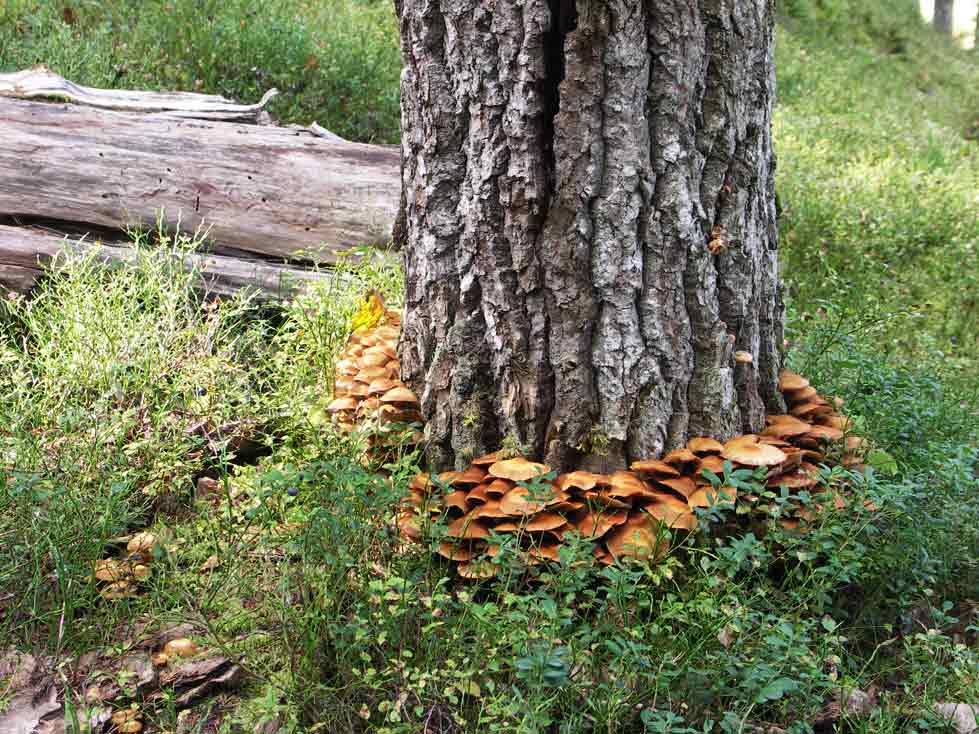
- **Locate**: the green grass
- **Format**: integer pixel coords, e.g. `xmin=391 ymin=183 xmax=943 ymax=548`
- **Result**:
xmin=1 ymin=1 xmax=978 ymax=732
xmin=776 ymin=0 xmax=979 ymax=382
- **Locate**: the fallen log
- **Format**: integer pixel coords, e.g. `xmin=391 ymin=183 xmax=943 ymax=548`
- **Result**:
xmin=0 ymin=225 xmax=338 ymax=301
xmin=0 ymin=66 xmax=279 ymax=122
xmin=0 ymin=97 xmax=400 ymax=262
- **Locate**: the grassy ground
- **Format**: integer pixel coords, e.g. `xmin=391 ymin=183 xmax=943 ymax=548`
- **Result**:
xmin=1 ymin=1 xmax=978 ymax=733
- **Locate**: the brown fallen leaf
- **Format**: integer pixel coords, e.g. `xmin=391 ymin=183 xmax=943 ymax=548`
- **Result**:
xmin=0 ymin=650 xmax=61 ymax=734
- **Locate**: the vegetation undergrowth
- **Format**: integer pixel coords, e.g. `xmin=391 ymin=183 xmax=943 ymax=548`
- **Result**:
xmin=1 ymin=240 xmax=976 ymax=733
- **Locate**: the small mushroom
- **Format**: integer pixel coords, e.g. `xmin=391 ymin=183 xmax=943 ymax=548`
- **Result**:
xmin=687 ymin=437 xmax=725 ymax=455
xmin=778 ymin=370 xmax=810 ymax=392
xmin=605 ymin=513 xmax=668 ymax=561
xmin=163 ymin=638 xmax=199 ymax=658
xmin=720 ymin=435 xmax=787 ymax=467
xmin=629 ymin=459 xmax=681 ymax=477
xmin=488 ymin=458 xmax=551 ymax=482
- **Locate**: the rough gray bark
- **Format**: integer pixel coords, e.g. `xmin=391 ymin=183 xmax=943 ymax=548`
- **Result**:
xmin=396 ymin=0 xmax=784 ymax=472
xmin=0 ymin=225 xmax=338 ymax=301
xmin=934 ymin=0 xmax=955 ymax=35
xmin=0 ymin=98 xmax=400 ymax=262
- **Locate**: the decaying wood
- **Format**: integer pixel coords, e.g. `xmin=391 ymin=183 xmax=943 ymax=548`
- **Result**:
xmin=0 ymin=97 xmax=400 ymax=262
xmin=397 ymin=1 xmax=784 ymax=471
xmin=0 ymin=225 xmax=335 ymax=301
xmin=0 ymin=66 xmax=278 ymax=122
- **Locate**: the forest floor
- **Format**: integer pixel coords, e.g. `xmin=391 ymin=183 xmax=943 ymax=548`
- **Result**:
xmin=1 ymin=2 xmax=978 ymax=733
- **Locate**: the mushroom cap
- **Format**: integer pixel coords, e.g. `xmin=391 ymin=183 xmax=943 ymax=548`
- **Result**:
xmin=437 ymin=541 xmax=482 ymax=561
xmin=471 ymin=451 xmax=502 ymax=466
xmin=523 ymin=512 xmax=568 ymax=532
xmin=576 ymin=509 xmax=629 ymax=538
xmin=447 ymin=514 xmax=492 ymax=540
xmin=687 ymin=437 xmax=725 ymax=455
xmin=408 ymin=473 xmax=433 ymax=493
xmin=555 ymin=471 xmax=606 ymax=491
xmin=327 ymin=397 xmax=358 ymax=412
xmin=734 ymin=350 xmax=754 ymax=364
xmin=769 ymin=448 xmax=804 ymax=476
xmin=476 ymin=499 xmax=517 ymax=519
xmin=354 ymin=365 xmax=389 ymax=383
xmin=663 ymin=448 xmax=698 ymax=465
xmin=805 ymin=424 xmax=844 ymax=441
xmin=790 ymin=401 xmax=832 ymax=418
xmin=346 ymin=382 xmax=370 ymax=398
xmin=100 ymin=580 xmax=135 ymax=599
xmin=488 ymin=458 xmax=551 ymax=482
xmin=367 ymin=378 xmax=401 ymax=395
xmin=376 ymin=324 xmax=400 ymax=340
xmin=607 ymin=471 xmax=655 ymax=499
xmin=163 ymin=638 xmax=198 ymax=658
xmin=453 ymin=466 xmax=488 ymax=486
xmin=397 ymin=511 xmax=423 ymax=541
xmin=587 ymin=491 xmax=633 ymax=510
xmin=594 ymin=549 xmax=616 ymax=566
xmin=358 ymin=352 xmax=389 ymax=369
xmin=127 ymin=532 xmax=157 ymax=556
xmin=758 ymin=435 xmax=792 ymax=447
xmin=549 ymin=499 xmax=585 ymax=513
xmin=605 ymin=513 xmax=668 ymax=561
xmin=490 ymin=521 xmax=521 ymax=532
xmin=778 ymin=370 xmax=810 ymax=392
xmin=697 ymin=455 xmax=727 ymax=476
xmin=94 ymin=559 xmax=129 ymax=582
xmin=466 ymin=484 xmax=492 ymax=504
xmin=444 ymin=490 xmax=470 ymax=512
xmin=785 ymin=385 xmax=818 ymax=402
xmin=642 ymin=490 xmax=699 ymax=529
xmin=821 ymin=414 xmax=851 ymax=431
xmin=380 ymin=386 xmax=419 ymax=405
xmin=845 ymin=435 xmax=865 ymax=451
xmin=499 ymin=486 xmax=547 ymax=515
xmin=720 ymin=436 xmax=787 ymax=467
xmin=767 ymin=471 xmax=819 ymax=489
xmin=655 ymin=476 xmax=697 ymax=499
xmin=688 ymin=485 xmax=737 ymax=509
xmin=529 ymin=542 xmax=561 ymax=562
xmin=484 ymin=478 xmax=513 ymax=496
xmin=764 ymin=414 xmax=812 ymax=433
xmin=629 ymin=459 xmax=681 ymax=477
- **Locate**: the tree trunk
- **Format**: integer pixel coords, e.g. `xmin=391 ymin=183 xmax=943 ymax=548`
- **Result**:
xmin=396 ymin=0 xmax=784 ymax=472
xmin=934 ymin=0 xmax=955 ymax=35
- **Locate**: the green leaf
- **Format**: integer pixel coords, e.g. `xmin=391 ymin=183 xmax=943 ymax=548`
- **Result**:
xmin=866 ymin=449 xmax=898 ymax=476
xmin=755 ymin=677 xmax=799 ymax=704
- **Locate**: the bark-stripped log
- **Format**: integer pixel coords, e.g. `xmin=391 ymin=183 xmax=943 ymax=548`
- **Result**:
xmin=0 ymin=98 xmax=400 ymax=262
xmin=0 ymin=66 xmax=278 ymax=121
xmin=396 ymin=0 xmax=785 ymax=472
xmin=0 ymin=225 xmax=337 ymax=301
